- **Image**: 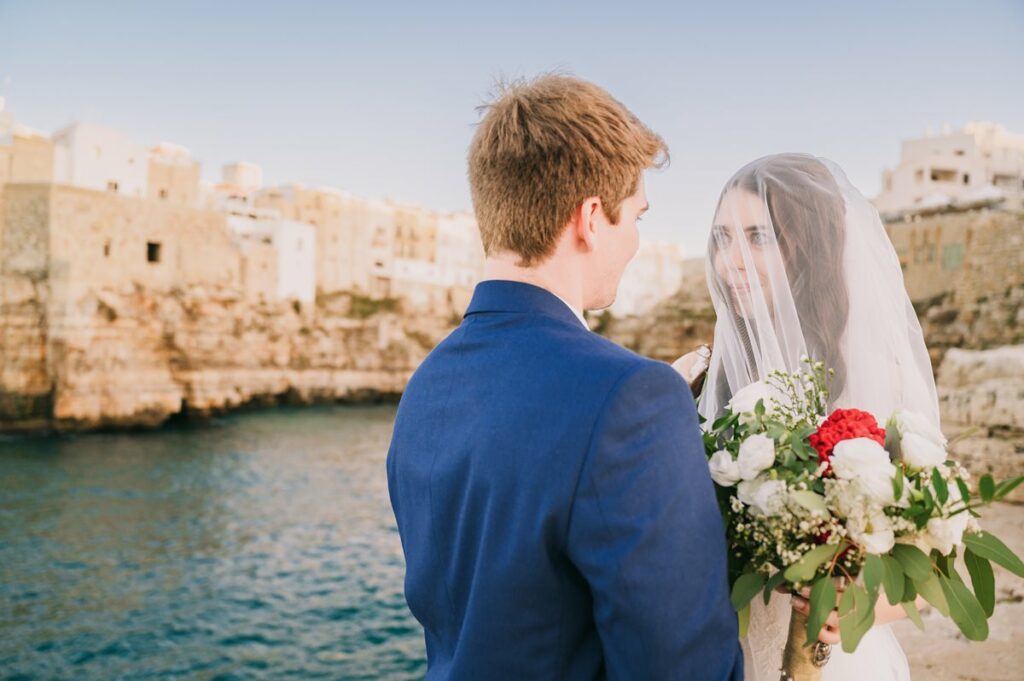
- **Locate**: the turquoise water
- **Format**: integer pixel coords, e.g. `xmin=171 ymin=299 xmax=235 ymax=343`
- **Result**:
xmin=0 ymin=404 xmax=426 ymax=680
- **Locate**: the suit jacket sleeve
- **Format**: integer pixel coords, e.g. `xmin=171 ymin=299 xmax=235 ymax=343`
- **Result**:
xmin=566 ymin=361 xmax=743 ymax=681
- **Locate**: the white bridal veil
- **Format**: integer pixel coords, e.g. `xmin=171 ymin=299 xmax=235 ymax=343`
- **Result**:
xmin=696 ymin=153 xmax=936 ymax=681
xmin=698 ymin=153 xmax=939 ymax=427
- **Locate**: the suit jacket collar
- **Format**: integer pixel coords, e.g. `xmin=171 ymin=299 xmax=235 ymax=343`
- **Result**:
xmin=464 ymin=280 xmax=587 ymax=328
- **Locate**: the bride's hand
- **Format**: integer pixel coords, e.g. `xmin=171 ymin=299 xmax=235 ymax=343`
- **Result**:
xmin=672 ymin=344 xmax=712 ymax=393
xmin=789 ymin=589 xmax=842 ymax=646
xmin=791 ymin=588 xmax=928 ymax=645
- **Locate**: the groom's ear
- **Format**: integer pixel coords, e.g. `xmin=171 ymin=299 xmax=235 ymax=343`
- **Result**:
xmin=572 ymin=196 xmax=603 ymax=252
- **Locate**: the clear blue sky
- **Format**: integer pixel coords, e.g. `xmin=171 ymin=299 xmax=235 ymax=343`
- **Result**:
xmin=1 ymin=0 xmax=1021 ymax=255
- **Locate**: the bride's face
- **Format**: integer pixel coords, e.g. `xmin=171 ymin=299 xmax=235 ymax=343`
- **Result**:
xmin=711 ymin=188 xmax=776 ymax=317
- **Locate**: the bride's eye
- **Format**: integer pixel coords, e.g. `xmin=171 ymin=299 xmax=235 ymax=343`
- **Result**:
xmin=712 ymin=227 xmax=731 ymax=245
xmin=749 ymin=230 xmax=772 ymax=246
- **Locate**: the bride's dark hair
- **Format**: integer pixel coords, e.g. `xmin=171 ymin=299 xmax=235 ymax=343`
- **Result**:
xmin=712 ymin=154 xmax=850 ymax=400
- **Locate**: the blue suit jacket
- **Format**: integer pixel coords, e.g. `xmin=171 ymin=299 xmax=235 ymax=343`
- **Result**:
xmin=387 ymin=281 xmax=742 ymax=680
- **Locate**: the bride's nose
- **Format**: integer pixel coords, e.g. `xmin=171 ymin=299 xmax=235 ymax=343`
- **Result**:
xmin=728 ymin=237 xmax=747 ymax=273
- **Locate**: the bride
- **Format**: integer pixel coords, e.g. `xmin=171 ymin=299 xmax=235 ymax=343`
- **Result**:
xmin=676 ymin=154 xmax=938 ymax=680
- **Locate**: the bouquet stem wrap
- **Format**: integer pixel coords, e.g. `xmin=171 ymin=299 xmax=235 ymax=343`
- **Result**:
xmin=780 ymin=610 xmax=829 ymax=681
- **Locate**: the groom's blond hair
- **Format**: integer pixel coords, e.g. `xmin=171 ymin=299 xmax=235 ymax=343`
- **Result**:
xmin=468 ymin=74 xmax=668 ymax=266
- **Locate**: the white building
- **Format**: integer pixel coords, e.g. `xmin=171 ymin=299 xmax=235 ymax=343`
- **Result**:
xmin=52 ymin=122 xmax=149 ymax=197
xmin=225 ymin=202 xmax=316 ymax=303
xmin=434 ymin=211 xmax=484 ymax=289
xmin=610 ymin=240 xmax=686 ymax=317
xmin=0 ymin=97 xmax=15 ymax=138
xmin=874 ymin=122 xmax=1024 ymax=217
xmin=223 ymin=161 xmax=263 ymax=192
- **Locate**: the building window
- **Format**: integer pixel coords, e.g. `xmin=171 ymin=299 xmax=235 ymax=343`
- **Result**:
xmin=159 ymin=188 xmax=168 ymax=199
xmin=930 ymin=168 xmax=956 ymax=182
xmin=914 ymin=169 xmax=923 ymax=182
xmin=942 ymin=244 xmax=964 ymax=271
xmin=954 ymin=149 xmax=965 ymax=156
xmin=103 ymin=241 xmax=111 ymax=257
xmin=147 ymin=242 xmax=162 ymax=263
xmin=963 ymin=174 xmax=970 ymax=185
xmin=107 ymin=181 xmax=119 ymax=193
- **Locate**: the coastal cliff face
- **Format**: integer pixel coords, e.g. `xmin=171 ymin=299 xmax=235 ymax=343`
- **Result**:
xmin=0 ymin=183 xmax=460 ymax=432
xmin=0 ymin=278 xmax=454 ymax=431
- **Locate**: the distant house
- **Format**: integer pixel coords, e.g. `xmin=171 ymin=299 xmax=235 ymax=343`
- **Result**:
xmin=874 ymin=122 xmax=1024 ymax=219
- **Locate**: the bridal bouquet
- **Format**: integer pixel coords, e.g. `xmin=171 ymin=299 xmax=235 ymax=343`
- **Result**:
xmin=701 ymin=361 xmax=1024 ymax=681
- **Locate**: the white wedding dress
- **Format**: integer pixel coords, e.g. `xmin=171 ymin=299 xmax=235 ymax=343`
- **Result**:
xmin=696 ymin=154 xmax=939 ymax=681
xmin=745 ymin=594 xmax=910 ymax=680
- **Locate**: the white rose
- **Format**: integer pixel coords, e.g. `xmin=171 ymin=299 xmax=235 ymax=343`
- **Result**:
xmin=830 ymin=437 xmax=895 ymax=480
xmin=728 ymin=381 xmax=772 ymax=415
xmin=922 ymin=513 xmax=970 ymax=555
xmin=848 ymin=509 xmax=896 ymax=554
xmin=708 ymin=450 xmax=742 ymax=487
xmin=830 ymin=438 xmax=898 ymax=505
xmin=856 ymin=471 xmax=901 ymax=506
xmin=737 ymin=434 xmax=776 ymax=481
xmin=901 ymin=432 xmax=947 ymax=470
xmin=737 ymin=475 xmax=788 ymax=517
xmin=894 ymin=410 xmax=947 ymax=447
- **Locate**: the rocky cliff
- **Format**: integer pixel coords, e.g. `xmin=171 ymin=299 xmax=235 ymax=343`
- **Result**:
xmin=0 ymin=279 xmax=455 ymax=432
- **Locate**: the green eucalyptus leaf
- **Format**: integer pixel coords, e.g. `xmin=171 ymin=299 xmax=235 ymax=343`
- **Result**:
xmin=935 ymin=551 xmax=959 ymax=580
xmin=922 ymin=485 xmax=936 ymax=513
xmin=939 ymin=575 xmax=989 ymax=641
xmin=892 ymin=470 xmax=905 ymax=503
xmin=837 ymin=584 xmax=855 ymax=617
xmin=738 ymin=603 xmax=751 ymax=640
xmin=805 ymin=576 xmax=836 ymax=646
xmin=963 ymin=532 xmax=1024 ymax=578
xmin=903 ymin=574 xmax=917 ymax=601
xmin=979 ymin=474 xmax=995 ymax=502
xmin=880 ymin=555 xmax=905 ymax=605
xmin=955 ymin=477 xmax=972 ymax=505
xmin=892 ymin=544 xmax=934 ymax=580
xmin=713 ymin=412 xmax=738 ymax=431
xmin=731 ymin=572 xmax=767 ymax=611
xmin=964 ymin=548 xmax=995 ymax=618
xmin=764 ymin=570 xmax=787 ymax=606
xmin=901 ymin=600 xmax=925 ymax=631
xmin=838 ymin=584 xmax=875 ymax=654
xmin=932 ymin=468 xmax=949 ymax=505
xmin=916 ymin=572 xmax=950 ymax=617
xmin=784 ymin=544 xmax=841 ymax=583
xmin=862 ymin=554 xmax=883 ymax=602
xmin=994 ymin=475 xmax=1024 ymax=500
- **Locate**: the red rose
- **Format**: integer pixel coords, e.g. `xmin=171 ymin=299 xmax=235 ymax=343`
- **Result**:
xmin=809 ymin=408 xmax=886 ymax=476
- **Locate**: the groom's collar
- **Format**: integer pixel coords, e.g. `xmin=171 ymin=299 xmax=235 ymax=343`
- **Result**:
xmin=464 ymin=280 xmax=588 ymax=329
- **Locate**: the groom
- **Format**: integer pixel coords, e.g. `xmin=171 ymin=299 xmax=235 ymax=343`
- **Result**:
xmin=387 ymin=74 xmax=742 ymax=680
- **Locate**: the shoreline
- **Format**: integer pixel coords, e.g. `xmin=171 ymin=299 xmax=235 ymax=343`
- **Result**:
xmin=0 ymin=387 xmax=405 ymax=437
